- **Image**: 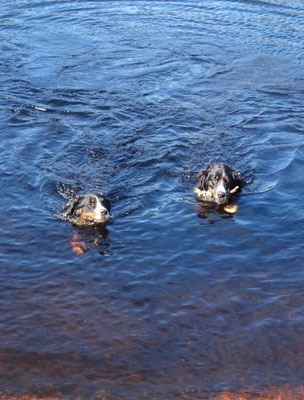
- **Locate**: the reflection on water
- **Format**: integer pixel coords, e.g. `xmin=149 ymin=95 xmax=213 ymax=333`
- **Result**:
xmin=2 ymin=388 xmax=304 ymax=400
xmin=1 ymin=0 xmax=304 ymax=398
xmin=69 ymin=226 xmax=111 ymax=255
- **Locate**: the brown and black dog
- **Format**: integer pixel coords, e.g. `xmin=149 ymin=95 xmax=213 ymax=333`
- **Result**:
xmin=194 ymin=162 xmax=242 ymax=208
xmin=62 ymin=193 xmax=111 ymax=225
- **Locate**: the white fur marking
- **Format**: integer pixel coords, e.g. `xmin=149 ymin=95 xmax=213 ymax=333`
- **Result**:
xmin=95 ymin=198 xmax=109 ymax=220
xmin=215 ymin=180 xmax=226 ymax=198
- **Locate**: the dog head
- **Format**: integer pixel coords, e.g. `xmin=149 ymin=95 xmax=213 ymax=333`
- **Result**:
xmin=197 ymin=163 xmax=242 ymax=205
xmin=63 ymin=193 xmax=111 ymax=224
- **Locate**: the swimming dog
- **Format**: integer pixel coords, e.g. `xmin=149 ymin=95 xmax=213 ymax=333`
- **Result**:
xmin=62 ymin=193 xmax=111 ymax=225
xmin=194 ymin=162 xmax=242 ymax=205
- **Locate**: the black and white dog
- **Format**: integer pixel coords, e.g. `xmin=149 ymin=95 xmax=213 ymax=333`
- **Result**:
xmin=194 ymin=162 xmax=242 ymax=205
xmin=62 ymin=193 xmax=111 ymax=225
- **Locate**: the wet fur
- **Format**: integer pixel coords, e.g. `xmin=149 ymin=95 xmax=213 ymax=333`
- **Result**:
xmin=62 ymin=193 xmax=111 ymax=226
xmin=195 ymin=163 xmax=242 ymax=205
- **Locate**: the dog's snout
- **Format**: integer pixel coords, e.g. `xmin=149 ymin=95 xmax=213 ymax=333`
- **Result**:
xmin=99 ymin=209 xmax=111 ymax=221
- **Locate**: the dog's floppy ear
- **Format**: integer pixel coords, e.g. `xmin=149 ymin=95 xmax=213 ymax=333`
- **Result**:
xmin=231 ymin=170 xmax=242 ymax=191
xmin=62 ymin=197 xmax=79 ymax=217
xmin=197 ymin=166 xmax=211 ymax=190
xmin=232 ymin=170 xmax=242 ymax=184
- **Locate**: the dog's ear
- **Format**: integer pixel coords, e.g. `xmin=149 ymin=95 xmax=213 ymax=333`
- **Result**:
xmin=232 ymin=170 xmax=242 ymax=188
xmin=62 ymin=197 xmax=79 ymax=217
xmin=197 ymin=166 xmax=211 ymax=190
xmin=232 ymin=170 xmax=241 ymax=182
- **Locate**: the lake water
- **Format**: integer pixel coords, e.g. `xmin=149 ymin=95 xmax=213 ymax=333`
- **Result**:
xmin=1 ymin=1 xmax=304 ymax=399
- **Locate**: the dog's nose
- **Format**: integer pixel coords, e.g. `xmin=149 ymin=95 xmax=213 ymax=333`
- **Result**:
xmin=100 ymin=210 xmax=111 ymax=219
xmin=217 ymin=191 xmax=226 ymax=199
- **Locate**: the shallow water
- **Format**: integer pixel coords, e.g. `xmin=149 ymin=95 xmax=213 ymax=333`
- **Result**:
xmin=1 ymin=0 xmax=304 ymax=398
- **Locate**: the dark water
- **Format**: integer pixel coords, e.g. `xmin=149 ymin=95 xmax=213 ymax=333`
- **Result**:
xmin=1 ymin=0 xmax=304 ymax=398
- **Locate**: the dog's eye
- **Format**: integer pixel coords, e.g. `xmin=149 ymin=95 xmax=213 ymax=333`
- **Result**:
xmin=89 ymin=198 xmax=96 ymax=206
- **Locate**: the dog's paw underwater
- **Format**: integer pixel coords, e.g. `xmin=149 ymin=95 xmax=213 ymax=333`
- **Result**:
xmin=194 ymin=162 xmax=242 ymax=214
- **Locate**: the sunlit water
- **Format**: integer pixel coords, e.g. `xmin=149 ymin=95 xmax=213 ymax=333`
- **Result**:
xmin=1 ymin=0 xmax=304 ymax=399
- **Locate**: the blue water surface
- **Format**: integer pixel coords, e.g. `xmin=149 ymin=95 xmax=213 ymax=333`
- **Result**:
xmin=1 ymin=0 xmax=304 ymax=398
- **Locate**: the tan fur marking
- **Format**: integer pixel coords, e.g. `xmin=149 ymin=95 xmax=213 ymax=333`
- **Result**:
xmin=80 ymin=212 xmax=97 ymax=221
xmin=223 ymin=204 xmax=238 ymax=214
xmin=208 ymin=186 xmax=217 ymax=199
